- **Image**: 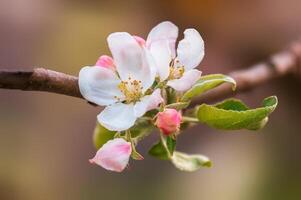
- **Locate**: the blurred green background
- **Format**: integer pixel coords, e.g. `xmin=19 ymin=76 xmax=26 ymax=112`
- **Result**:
xmin=1 ymin=0 xmax=301 ymax=199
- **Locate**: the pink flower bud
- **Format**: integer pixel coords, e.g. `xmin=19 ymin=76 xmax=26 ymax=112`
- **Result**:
xmin=89 ymin=138 xmax=132 ymax=172
xmin=95 ymin=55 xmax=116 ymax=71
xmin=133 ymin=35 xmax=146 ymax=47
xmin=156 ymin=109 xmax=182 ymax=136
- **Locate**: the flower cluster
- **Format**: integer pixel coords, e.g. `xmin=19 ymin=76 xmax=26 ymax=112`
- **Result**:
xmin=79 ymin=21 xmax=277 ymax=172
xmin=79 ymin=21 xmax=203 ymax=132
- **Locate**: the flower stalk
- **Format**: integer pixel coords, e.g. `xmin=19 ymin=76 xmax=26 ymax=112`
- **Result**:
xmin=182 ymin=116 xmax=199 ymax=123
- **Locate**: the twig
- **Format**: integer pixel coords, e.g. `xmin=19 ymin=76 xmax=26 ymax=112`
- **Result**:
xmin=0 ymin=68 xmax=82 ymax=98
xmin=0 ymin=39 xmax=301 ymax=104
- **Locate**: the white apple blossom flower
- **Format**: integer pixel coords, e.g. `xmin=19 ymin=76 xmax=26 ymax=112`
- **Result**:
xmin=146 ymin=21 xmax=205 ymax=92
xmin=89 ymin=138 xmax=132 ymax=172
xmin=79 ymin=32 xmax=163 ymax=131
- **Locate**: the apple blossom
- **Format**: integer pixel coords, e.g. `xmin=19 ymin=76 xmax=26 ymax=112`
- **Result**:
xmin=75 ymin=21 xmax=275 ymax=173
xmin=79 ymin=32 xmax=163 ymax=131
xmin=156 ymin=108 xmax=182 ymax=135
xmin=146 ymin=21 xmax=204 ymax=92
xmin=89 ymin=138 xmax=132 ymax=172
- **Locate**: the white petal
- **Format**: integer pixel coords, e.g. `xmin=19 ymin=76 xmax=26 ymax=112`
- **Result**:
xmin=134 ymin=89 xmax=163 ymax=117
xmin=141 ymin=47 xmax=157 ymax=91
xmin=89 ymin=138 xmax=131 ymax=172
xmin=167 ymin=69 xmax=202 ymax=92
xmin=146 ymin=21 xmax=179 ymax=57
xmin=107 ymin=32 xmax=154 ymax=90
xmin=149 ymin=40 xmax=172 ymax=81
xmin=78 ymin=66 xmax=124 ymax=106
xmin=97 ymin=103 xmax=137 ymax=131
xmin=177 ymin=29 xmax=205 ymax=70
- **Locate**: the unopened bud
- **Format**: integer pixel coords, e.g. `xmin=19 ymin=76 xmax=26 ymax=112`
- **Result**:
xmin=95 ymin=55 xmax=116 ymax=71
xmin=156 ymin=109 xmax=182 ymax=135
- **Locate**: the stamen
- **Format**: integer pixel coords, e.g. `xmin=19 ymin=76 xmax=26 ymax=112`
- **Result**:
xmin=168 ymin=58 xmax=185 ymax=80
xmin=169 ymin=66 xmax=185 ymax=80
xmin=118 ymin=78 xmax=143 ymax=103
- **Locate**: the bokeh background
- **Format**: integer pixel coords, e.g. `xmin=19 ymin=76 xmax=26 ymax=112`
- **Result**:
xmin=1 ymin=0 xmax=301 ymax=199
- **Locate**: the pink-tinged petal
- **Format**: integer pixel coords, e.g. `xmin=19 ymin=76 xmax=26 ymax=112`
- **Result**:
xmin=107 ymin=32 xmax=154 ymax=90
xmin=146 ymin=21 xmax=178 ymax=57
xmin=134 ymin=89 xmax=164 ymax=117
xmin=167 ymin=69 xmax=202 ymax=92
xmin=95 ymin=55 xmax=116 ymax=71
xmin=133 ymin=35 xmax=146 ymax=47
xmin=97 ymin=103 xmax=137 ymax=131
xmin=79 ymin=66 xmax=124 ymax=106
xmin=177 ymin=29 xmax=205 ymax=70
xmin=156 ymin=109 xmax=182 ymax=135
xmin=89 ymin=138 xmax=132 ymax=172
xmin=149 ymin=40 xmax=172 ymax=81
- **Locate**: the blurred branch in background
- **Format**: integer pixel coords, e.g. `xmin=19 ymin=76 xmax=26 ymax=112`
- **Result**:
xmin=191 ymin=38 xmax=301 ymax=105
xmin=0 ymin=38 xmax=301 ymax=105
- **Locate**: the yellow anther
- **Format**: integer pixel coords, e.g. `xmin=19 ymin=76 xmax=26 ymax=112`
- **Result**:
xmin=169 ymin=66 xmax=185 ymax=80
xmin=168 ymin=58 xmax=185 ymax=80
xmin=118 ymin=78 xmax=143 ymax=103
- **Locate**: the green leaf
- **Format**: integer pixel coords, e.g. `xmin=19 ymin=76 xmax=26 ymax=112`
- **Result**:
xmin=130 ymin=118 xmax=154 ymax=141
xmin=246 ymin=117 xmax=269 ymax=130
xmin=171 ymin=151 xmax=212 ymax=172
xmin=148 ymin=141 xmax=168 ymax=160
xmin=165 ymin=102 xmax=189 ymax=110
xmin=148 ymin=136 xmax=176 ymax=160
xmin=93 ymin=123 xmax=115 ymax=149
xmin=196 ymin=96 xmax=278 ymax=130
xmin=215 ymin=98 xmax=249 ymax=111
xmin=166 ymin=136 xmax=176 ymax=154
xmin=181 ymin=74 xmax=236 ymax=102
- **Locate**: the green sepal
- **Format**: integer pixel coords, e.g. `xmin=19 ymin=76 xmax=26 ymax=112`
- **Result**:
xmin=93 ymin=122 xmax=115 ymax=149
xmin=197 ymin=96 xmax=278 ymax=130
xmin=131 ymin=143 xmax=144 ymax=160
xmin=131 ymin=150 xmax=144 ymax=160
xmin=181 ymin=74 xmax=236 ymax=102
xmin=171 ymin=151 xmax=212 ymax=172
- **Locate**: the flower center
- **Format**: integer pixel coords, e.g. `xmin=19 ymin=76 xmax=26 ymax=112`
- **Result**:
xmin=168 ymin=59 xmax=185 ymax=80
xmin=117 ymin=77 xmax=143 ymax=103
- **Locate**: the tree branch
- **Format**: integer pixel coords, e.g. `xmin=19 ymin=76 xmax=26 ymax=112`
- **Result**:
xmin=0 ymin=68 xmax=82 ymax=98
xmin=0 ymin=39 xmax=301 ymax=104
xmin=190 ymin=39 xmax=301 ymax=106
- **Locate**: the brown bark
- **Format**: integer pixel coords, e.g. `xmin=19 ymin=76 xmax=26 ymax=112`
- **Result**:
xmin=0 ymin=68 xmax=82 ymax=98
